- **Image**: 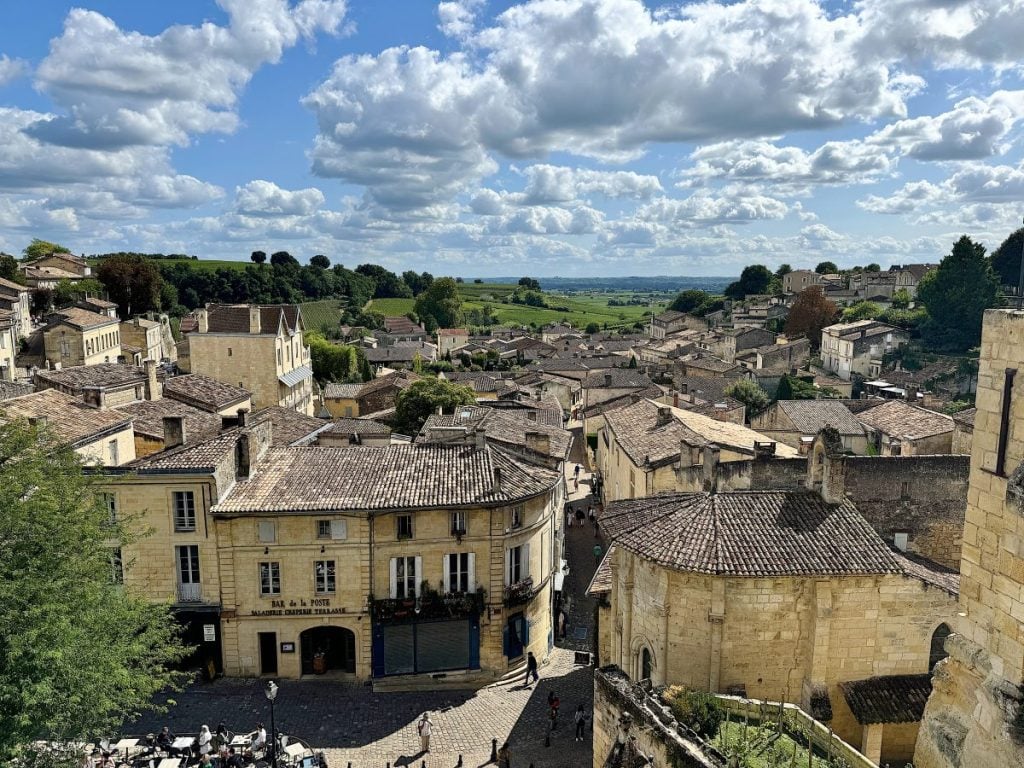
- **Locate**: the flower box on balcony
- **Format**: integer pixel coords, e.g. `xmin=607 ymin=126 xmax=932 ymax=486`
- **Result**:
xmin=503 ymin=576 xmax=535 ymax=607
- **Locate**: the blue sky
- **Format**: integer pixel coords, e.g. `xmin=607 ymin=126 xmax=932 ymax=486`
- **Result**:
xmin=0 ymin=0 xmax=1022 ymax=277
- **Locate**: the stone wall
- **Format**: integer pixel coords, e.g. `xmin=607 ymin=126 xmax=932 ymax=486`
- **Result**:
xmin=842 ymin=454 xmax=969 ymax=569
xmin=915 ymin=310 xmax=1024 ymax=768
xmin=592 ymin=667 xmax=724 ymax=768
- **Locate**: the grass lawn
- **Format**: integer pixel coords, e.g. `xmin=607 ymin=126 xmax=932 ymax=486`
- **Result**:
xmin=88 ymin=256 xmax=253 ymax=272
xmin=367 ymin=289 xmax=668 ymax=331
xmin=712 ymin=721 xmax=834 ymax=767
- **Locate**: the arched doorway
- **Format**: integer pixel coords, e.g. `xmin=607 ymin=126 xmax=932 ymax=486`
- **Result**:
xmin=300 ymin=626 xmax=356 ymax=676
xmin=641 ymin=648 xmax=653 ymax=681
xmin=930 ymin=623 xmax=951 ymax=671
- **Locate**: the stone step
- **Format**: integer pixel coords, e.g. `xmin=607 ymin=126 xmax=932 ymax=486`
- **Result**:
xmin=371 ymin=668 xmax=500 ymax=693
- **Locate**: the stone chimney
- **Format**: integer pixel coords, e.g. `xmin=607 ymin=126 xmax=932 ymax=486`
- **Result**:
xmin=163 ymin=416 xmax=186 ymax=449
xmin=702 ymin=445 xmax=720 ymax=492
xmin=753 ymin=441 xmax=777 ymax=459
xmin=237 ymin=408 xmax=248 ymax=427
xmin=604 ymin=373 xmax=612 ymax=387
xmin=525 ymin=431 xmax=550 ymax=455
xmin=236 ymin=420 xmax=273 ymax=479
xmin=656 ymin=406 xmax=672 ymax=426
xmin=249 ymin=305 xmax=261 ymax=334
xmin=196 ymin=309 xmax=208 ymax=333
xmin=144 ymin=358 xmax=160 ymax=401
xmin=673 ymin=391 xmax=679 ymax=408
xmin=492 ymin=466 xmax=502 ymax=493
xmin=906 ymin=384 xmax=919 ymax=402
xmin=83 ymin=387 xmax=106 ymax=409
xmin=680 ymin=382 xmax=689 ymax=395
xmin=28 ymin=415 xmax=48 ymax=430
xmin=475 ymin=429 xmax=487 ymax=450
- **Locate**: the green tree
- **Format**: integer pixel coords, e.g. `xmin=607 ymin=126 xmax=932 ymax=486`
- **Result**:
xmin=0 ymin=420 xmax=186 ymax=762
xmin=669 ymin=289 xmax=708 ymax=313
xmin=23 ymin=238 xmax=71 ymax=260
xmin=784 ymin=286 xmax=838 ymax=350
xmin=774 ymin=263 xmax=793 ymax=279
xmin=30 ymin=288 xmax=53 ymax=316
xmin=890 ymin=288 xmax=912 ymax=309
xmin=359 ymin=355 xmax=373 ymax=382
xmin=815 ymin=261 xmax=838 ymax=274
xmin=585 ymin=322 xmax=600 ymax=334
xmin=96 ymin=254 xmax=163 ymax=318
xmin=518 ymin=277 xmax=541 ymax=291
xmin=0 ymin=253 xmax=21 ymax=282
xmin=776 ymin=374 xmax=820 ymax=400
xmin=724 ymin=379 xmax=771 ymax=419
xmin=304 ymin=331 xmax=363 ymax=383
xmin=270 ymin=251 xmax=298 ymax=267
xmin=52 ymin=278 xmax=105 ymax=308
xmin=918 ymin=235 xmax=1000 ymax=351
xmin=250 ymin=250 xmax=267 ymax=265
xmin=864 ymin=263 xmax=881 ymax=272
xmin=414 ymin=277 xmax=464 ymax=332
xmin=842 ymin=301 xmax=882 ymax=322
xmin=989 ymin=226 xmax=1024 ymax=287
xmin=310 ymin=254 xmax=331 ymax=270
xmin=394 ymin=378 xmax=475 ymax=435
xmin=724 ymin=264 xmax=773 ymax=299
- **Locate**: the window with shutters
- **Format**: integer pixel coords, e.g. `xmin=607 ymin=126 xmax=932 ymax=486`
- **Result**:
xmin=175 ymin=545 xmax=200 ymax=584
xmin=317 ymin=519 xmax=347 ymax=540
xmin=445 ymin=552 xmax=473 ymax=593
xmin=260 ymin=562 xmax=281 ymax=596
xmin=99 ymin=493 xmax=118 ymax=526
xmin=397 ymin=514 xmax=413 ymax=540
xmin=391 ymin=556 xmax=419 ymax=599
xmin=173 ymin=491 xmax=196 ymax=531
xmin=511 ymin=505 xmax=524 ymax=529
xmin=315 ymin=560 xmax=336 ymax=594
xmin=257 ymin=521 xmax=276 ymax=543
xmin=507 ymin=545 xmax=524 ymax=584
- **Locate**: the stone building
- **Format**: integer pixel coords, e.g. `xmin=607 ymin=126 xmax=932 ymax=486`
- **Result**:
xmin=0 ymin=277 xmax=32 ymax=338
xmin=751 ymin=400 xmax=867 ymax=454
xmin=915 ymin=309 xmax=1024 ymax=768
xmin=321 ymin=370 xmax=420 ymax=419
xmin=596 ymin=398 xmax=798 ymax=502
xmin=101 ymin=422 xmax=565 ymax=683
xmin=592 ymin=478 xmax=958 ymax=765
xmin=35 ymin=360 xmax=160 ymax=409
xmin=120 ymin=316 xmax=164 ymax=364
xmin=184 ymin=304 xmax=313 ymax=415
xmin=951 ymin=407 xmax=975 ymax=456
xmin=820 ymin=320 xmax=909 ymax=381
xmin=783 ymin=270 xmax=825 ymax=294
xmin=856 ymin=399 xmax=955 ymax=456
xmin=42 ymin=306 xmax=122 ymax=367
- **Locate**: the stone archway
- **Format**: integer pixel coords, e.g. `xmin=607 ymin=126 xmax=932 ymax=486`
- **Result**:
xmin=300 ymin=625 xmax=356 ymax=676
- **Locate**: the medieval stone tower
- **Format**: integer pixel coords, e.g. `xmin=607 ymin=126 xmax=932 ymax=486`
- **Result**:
xmin=916 ymin=309 xmax=1024 ymax=768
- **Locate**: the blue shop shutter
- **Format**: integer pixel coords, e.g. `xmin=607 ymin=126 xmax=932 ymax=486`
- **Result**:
xmin=502 ymin=625 xmax=510 ymax=657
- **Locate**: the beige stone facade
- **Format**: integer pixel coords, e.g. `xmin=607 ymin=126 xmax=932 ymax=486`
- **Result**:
xmin=43 ymin=308 xmax=121 ymax=367
xmin=186 ymin=304 xmax=313 ymax=415
xmin=103 ymin=430 xmax=565 ymax=683
xmin=916 ymin=309 xmax=1024 ymax=768
xmin=120 ymin=317 xmax=164 ymax=363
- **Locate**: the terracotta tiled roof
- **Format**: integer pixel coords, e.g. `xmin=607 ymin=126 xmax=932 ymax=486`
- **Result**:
xmin=205 ymin=304 xmax=301 ymax=335
xmin=857 ymin=400 xmax=954 ymax=441
xmin=251 ymin=406 xmax=327 ymax=446
xmin=80 ymin=297 xmax=117 ymax=310
xmin=323 ymin=382 xmax=363 ymax=399
xmin=600 ymin=491 xmax=901 ymax=577
xmin=890 ymin=549 xmax=959 ymax=596
xmin=604 ymin=399 xmax=797 ymax=467
xmin=117 ymin=399 xmax=223 ymax=442
xmin=36 ymin=363 xmax=147 ymax=390
xmin=212 ymin=444 xmax=561 ymax=513
xmin=383 ymin=316 xmax=424 ymax=334
xmin=583 ymin=369 xmax=653 ymax=389
xmin=0 ymin=277 xmax=28 ymax=294
xmin=587 ymin=546 xmax=616 ymax=596
xmin=325 ymin=418 xmax=391 ymax=435
xmin=675 ymin=377 xmax=736 ymax=404
xmin=1 ymin=389 xmax=132 ymax=448
xmin=683 ymin=356 xmax=738 ymax=373
xmin=51 ymin=307 xmax=118 ymax=330
xmin=163 ymin=374 xmax=251 ymax=412
xmin=420 ymin=405 xmax=571 ymax=460
xmin=775 ymin=400 xmax=865 ymax=437
xmin=359 ymin=371 xmax=420 ymax=395
xmin=129 ymin=431 xmax=239 ymax=472
xmin=839 ymin=674 xmax=932 ymax=725
xmin=952 ymin=407 xmax=976 ymax=429
xmin=582 ymin=386 xmax=663 ymax=418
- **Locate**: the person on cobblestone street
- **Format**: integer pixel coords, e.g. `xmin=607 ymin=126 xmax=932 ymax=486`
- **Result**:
xmin=566 ymin=508 xmax=573 ymax=528
xmin=252 ymin=723 xmax=266 ymax=756
xmin=497 ymin=741 xmax=511 ymax=768
xmin=198 ymin=725 xmax=213 ymax=757
xmin=525 ymin=651 xmax=539 ymax=685
xmin=575 ymin=704 xmax=587 ymax=742
xmin=574 ymin=464 xmax=581 ymax=478
xmin=548 ymin=691 xmax=560 ymax=730
xmin=417 ymin=712 xmax=432 ymax=753
xmin=593 ymin=543 xmax=603 ymax=563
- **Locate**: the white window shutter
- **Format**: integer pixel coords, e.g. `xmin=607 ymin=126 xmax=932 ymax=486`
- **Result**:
xmin=331 ymin=519 xmax=347 ymax=540
xmin=504 ymin=548 xmax=511 ymax=586
xmin=389 ymin=558 xmax=398 ymax=599
xmin=467 ymin=552 xmax=476 ymax=591
xmin=414 ymin=556 xmax=423 ymax=596
xmin=523 ymin=541 xmax=531 ymax=582
xmin=442 ymin=554 xmax=451 ymax=594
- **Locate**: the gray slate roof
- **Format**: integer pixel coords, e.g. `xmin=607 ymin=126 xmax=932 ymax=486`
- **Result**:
xmin=600 ymin=491 xmax=903 ymax=577
xmin=117 ymin=398 xmax=223 ymax=442
xmin=420 ymin=405 xmax=572 ymax=460
xmin=857 ymin=400 xmax=954 ymax=441
xmin=36 ymin=363 xmax=147 ymax=390
xmin=212 ymin=444 xmax=561 ymax=513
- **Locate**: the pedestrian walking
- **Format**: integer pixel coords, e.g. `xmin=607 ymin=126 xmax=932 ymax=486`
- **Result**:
xmin=566 ymin=509 xmax=573 ymax=528
xmin=573 ymin=476 xmax=579 ymax=492
xmin=525 ymin=650 xmax=539 ymax=685
xmin=574 ymin=463 xmax=581 ymax=478
xmin=588 ymin=504 xmax=595 ymax=521
xmin=575 ymin=704 xmax=588 ymax=741
xmin=497 ymin=741 xmax=512 ymax=768
xmin=548 ymin=691 xmax=561 ymax=730
xmin=417 ymin=712 xmax=432 ymax=753
xmin=576 ymin=507 xmax=585 ymax=523
xmin=593 ymin=543 xmax=603 ymax=563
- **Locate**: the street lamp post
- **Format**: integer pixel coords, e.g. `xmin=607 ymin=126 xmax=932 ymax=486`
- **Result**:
xmin=265 ymin=680 xmax=279 ymax=768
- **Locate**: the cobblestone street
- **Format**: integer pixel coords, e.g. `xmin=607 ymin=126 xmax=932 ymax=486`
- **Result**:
xmin=128 ymin=435 xmax=604 ymax=768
